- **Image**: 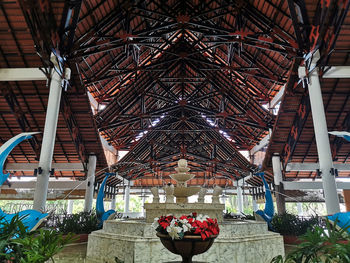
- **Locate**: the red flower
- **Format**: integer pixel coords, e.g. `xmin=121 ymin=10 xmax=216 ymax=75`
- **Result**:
xmin=155 ymin=214 xmax=220 ymax=241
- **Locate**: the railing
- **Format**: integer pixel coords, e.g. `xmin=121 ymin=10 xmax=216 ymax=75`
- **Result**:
xmin=2 ymin=202 xmax=67 ymax=214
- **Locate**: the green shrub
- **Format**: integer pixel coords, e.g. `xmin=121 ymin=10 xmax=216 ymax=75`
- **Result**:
xmin=52 ymin=211 xmax=100 ymax=234
xmin=0 ymin=215 xmax=74 ymax=263
xmin=271 ymin=219 xmax=350 ymax=263
xmin=244 ymin=214 xmax=256 ymax=220
xmin=271 ymin=213 xmax=321 ymax=236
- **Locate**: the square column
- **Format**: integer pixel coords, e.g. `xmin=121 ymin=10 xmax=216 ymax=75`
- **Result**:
xmin=110 ymin=197 xmax=116 ymax=210
xmin=33 ymin=56 xmax=70 ymax=211
xmin=252 ymin=199 xmax=258 ymax=212
xmin=124 ymin=185 xmax=130 ymax=213
xmin=299 ymin=51 xmax=340 ymax=214
xmin=67 ymin=200 xmax=74 ymax=214
xmin=272 ymin=154 xmax=286 ymax=215
xmin=237 ymin=186 xmax=243 ymax=214
xmin=84 ymin=155 xmax=97 ymax=212
xmin=297 ymin=203 xmax=303 ymax=216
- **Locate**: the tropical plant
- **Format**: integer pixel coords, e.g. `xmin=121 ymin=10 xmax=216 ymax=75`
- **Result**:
xmin=222 ymin=211 xmax=256 ymax=220
xmin=0 ymin=214 xmax=74 ymax=263
xmin=271 ymin=212 xmax=321 ymax=236
xmin=244 ymin=214 xmax=256 ymax=220
xmin=271 ymin=219 xmax=350 ymax=263
xmin=51 ymin=211 xmax=100 ymax=234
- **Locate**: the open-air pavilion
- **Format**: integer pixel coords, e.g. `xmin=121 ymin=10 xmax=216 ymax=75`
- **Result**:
xmin=0 ymin=0 xmax=350 ymax=262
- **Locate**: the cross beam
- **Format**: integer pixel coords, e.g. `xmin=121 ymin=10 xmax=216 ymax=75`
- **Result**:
xmin=5 ymin=162 xmax=84 ymax=172
xmin=283 ymin=181 xmax=350 ymax=190
xmin=0 ymin=68 xmax=47 ymax=81
xmin=286 ymin=162 xmax=350 ymax=171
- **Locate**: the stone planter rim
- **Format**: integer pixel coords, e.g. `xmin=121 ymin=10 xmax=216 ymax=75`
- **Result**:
xmin=156 ymin=232 xmax=218 ymax=240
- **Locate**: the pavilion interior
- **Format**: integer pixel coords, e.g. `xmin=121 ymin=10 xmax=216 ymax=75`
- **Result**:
xmin=0 ymin=0 xmax=350 ymax=247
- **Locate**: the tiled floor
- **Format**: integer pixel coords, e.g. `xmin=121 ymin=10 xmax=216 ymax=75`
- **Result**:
xmin=54 ymin=243 xmax=295 ymax=263
xmin=54 ymin=243 xmax=87 ymax=263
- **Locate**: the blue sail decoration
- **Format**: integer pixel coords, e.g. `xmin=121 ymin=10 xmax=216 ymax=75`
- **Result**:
xmin=0 ymin=209 xmax=48 ymax=232
xmin=254 ymin=172 xmax=274 ymax=229
xmin=327 ymin=212 xmax=350 ymax=233
xmin=329 ymin=131 xmax=350 ymax=142
xmin=0 ymin=132 xmax=48 ymax=232
xmin=96 ymin=173 xmax=116 ymax=227
xmin=0 ymin=132 xmax=39 ymax=186
xmin=327 ymin=131 xmax=350 ymax=232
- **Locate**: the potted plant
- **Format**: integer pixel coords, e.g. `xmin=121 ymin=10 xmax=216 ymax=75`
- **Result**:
xmin=152 ymin=213 xmax=219 ymax=263
xmin=0 ymin=215 xmax=74 ymax=262
xmin=49 ymin=211 xmax=100 ymax=242
xmin=270 ymin=219 xmax=350 ymax=263
xmin=271 ymin=213 xmax=321 ymax=244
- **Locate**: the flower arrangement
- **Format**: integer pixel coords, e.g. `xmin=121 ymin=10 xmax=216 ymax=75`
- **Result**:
xmin=152 ymin=213 xmax=219 ymax=240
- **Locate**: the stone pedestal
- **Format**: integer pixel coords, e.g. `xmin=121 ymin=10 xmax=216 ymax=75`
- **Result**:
xmin=144 ymin=203 xmax=225 ymax=223
xmin=86 ymin=219 xmax=284 ymax=263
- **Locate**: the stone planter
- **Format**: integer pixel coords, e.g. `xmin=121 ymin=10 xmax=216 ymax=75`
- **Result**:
xmin=77 ymin=233 xmax=89 ymax=242
xmin=156 ymin=232 xmax=217 ymax=263
xmin=283 ymin=235 xmax=302 ymax=245
xmin=64 ymin=233 xmax=89 ymax=243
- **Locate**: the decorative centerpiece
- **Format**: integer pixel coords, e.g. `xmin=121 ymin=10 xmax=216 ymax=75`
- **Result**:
xmin=153 ymin=213 xmax=219 ymax=263
xmin=144 ymin=159 xmax=225 ymax=223
xmin=170 ymin=159 xmax=201 ymax=203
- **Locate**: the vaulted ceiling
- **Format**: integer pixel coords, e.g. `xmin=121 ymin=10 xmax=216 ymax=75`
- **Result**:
xmin=1 ymin=0 xmax=349 ymax=188
xmin=71 ymin=0 xmax=300 ymax=183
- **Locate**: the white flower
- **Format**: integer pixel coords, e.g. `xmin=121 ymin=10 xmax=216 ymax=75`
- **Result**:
xmin=152 ymin=217 xmax=159 ymax=229
xmin=166 ymin=225 xmax=182 ymax=239
xmin=196 ymin=214 xmax=209 ymax=222
xmin=179 ymin=219 xmax=192 ymax=232
xmin=169 ymin=218 xmax=176 ymax=226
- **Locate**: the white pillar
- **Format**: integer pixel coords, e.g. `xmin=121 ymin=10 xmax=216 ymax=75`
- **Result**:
xmin=221 ymin=196 xmax=228 ymax=211
xmin=33 ymin=59 xmax=70 ymax=211
xmin=110 ymin=197 xmax=116 ymax=210
xmin=124 ymin=185 xmax=130 ymax=213
xmin=237 ymin=186 xmax=243 ymax=214
xmin=303 ymin=51 xmax=340 ymax=214
xmin=252 ymin=199 xmax=258 ymax=212
xmin=67 ymin=200 xmax=74 ymax=214
xmin=297 ymin=203 xmax=303 ymax=216
xmin=84 ymin=155 xmax=97 ymax=212
xmin=141 ymin=193 xmax=146 ymax=217
xmin=272 ymin=154 xmax=286 ymax=214
xmin=272 ymin=154 xmax=283 ymax=186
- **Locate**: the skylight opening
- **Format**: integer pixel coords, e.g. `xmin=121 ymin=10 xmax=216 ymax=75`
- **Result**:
xmin=201 ymin=115 xmax=235 ymax=142
xmin=262 ymin=102 xmax=280 ymax=115
xmin=118 ymin=150 xmax=129 ymax=160
xmin=239 ymin=150 xmax=250 ymax=161
xmin=272 ymin=102 xmax=281 ymax=115
xmin=132 ymin=115 xmax=166 ymax=142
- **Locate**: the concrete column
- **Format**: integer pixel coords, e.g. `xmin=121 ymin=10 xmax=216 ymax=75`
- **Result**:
xmin=141 ymin=192 xmax=146 ymax=217
xmin=272 ymin=154 xmax=286 ymax=215
xmin=84 ymin=155 xmax=97 ymax=212
xmin=33 ymin=59 xmax=70 ymax=211
xmin=67 ymin=200 xmax=74 ymax=214
xmin=124 ymin=185 xmax=130 ymax=213
xmin=237 ymin=186 xmax=243 ymax=214
xmin=343 ymin=190 xmax=350 ymax=211
xmin=110 ymin=197 xmax=116 ymax=210
xmin=305 ymin=51 xmax=340 ymax=214
xmin=297 ymin=202 xmax=303 ymax=216
xmin=252 ymin=199 xmax=258 ymax=212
